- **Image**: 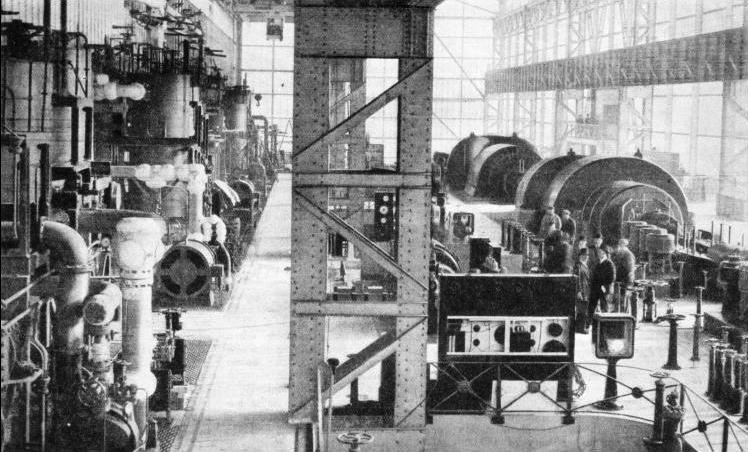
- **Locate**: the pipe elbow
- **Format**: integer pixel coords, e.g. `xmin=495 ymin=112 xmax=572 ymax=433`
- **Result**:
xmin=83 ymin=281 xmax=122 ymax=326
xmin=41 ymin=221 xmax=90 ymax=272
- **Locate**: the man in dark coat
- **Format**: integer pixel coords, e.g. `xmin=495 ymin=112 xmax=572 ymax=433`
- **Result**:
xmin=544 ymin=231 xmax=573 ymax=274
xmin=587 ymin=232 xmax=604 ymax=275
xmin=611 ymin=238 xmax=636 ymax=287
xmin=587 ymin=246 xmax=616 ymax=326
xmin=574 ymin=248 xmax=591 ymax=333
xmin=560 ymin=209 xmax=576 ymax=243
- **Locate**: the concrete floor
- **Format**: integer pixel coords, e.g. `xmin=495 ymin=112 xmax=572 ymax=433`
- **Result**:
xmin=170 ymin=172 xmax=748 ymax=451
xmin=173 ymin=173 xmax=295 ymax=452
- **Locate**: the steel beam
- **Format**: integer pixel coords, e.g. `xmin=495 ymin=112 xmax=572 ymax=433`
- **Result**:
xmin=486 ymin=28 xmax=745 ymax=94
xmin=293 ymin=172 xmax=430 ymax=188
xmin=294 ymin=7 xmax=433 ymax=58
xmin=293 ymin=300 xmax=425 ymax=317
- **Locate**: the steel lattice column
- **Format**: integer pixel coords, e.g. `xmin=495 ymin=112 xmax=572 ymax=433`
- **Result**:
xmin=289 ymin=5 xmax=437 ymax=451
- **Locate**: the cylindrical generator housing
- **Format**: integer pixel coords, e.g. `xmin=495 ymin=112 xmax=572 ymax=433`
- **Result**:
xmin=156 ymin=240 xmax=217 ymax=305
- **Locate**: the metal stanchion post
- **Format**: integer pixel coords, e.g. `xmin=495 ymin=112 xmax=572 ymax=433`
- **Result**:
xmin=730 ymin=353 xmax=745 ymax=415
xmin=691 ymin=286 xmax=705 ymax=361
xmin=644 ymin=371 xmax=669 ymax=446
xmin=594 ymin=358 xmax=623 ymax=411
xmin=740 ymin=355 xmax=748 ymax=424
xmin=675 ymin=261 xmax=685 ymax=298
xmin=491 ymin=365 xmax=504 ymax=424
xmin=658 ymin=311 xmax=686 ymax=370
xmin=712 ymin=346 xmax=728 ymax=403
xmin=720 ymin=350 xmax=736 ymax=411
xmin=702 ymin=270 xmax=709 ymax=294
xmin=691 ymin=313 xmax=702 ymax=362
xmin=631 ymin=287 xmax=641 ymax=328
xmin=705 ymin=339 xmax=723 ymax=397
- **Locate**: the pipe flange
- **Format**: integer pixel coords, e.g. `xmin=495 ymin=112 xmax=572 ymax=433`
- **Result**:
xmin=118 ymin=280 xmax=153 ymax=289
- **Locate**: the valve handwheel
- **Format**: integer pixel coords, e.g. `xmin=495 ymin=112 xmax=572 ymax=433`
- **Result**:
xmin=337 ymin=432 xmax=373 ymax=452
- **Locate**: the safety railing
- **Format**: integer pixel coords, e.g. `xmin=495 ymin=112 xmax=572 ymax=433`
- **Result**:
xmin=417 ymin=360 xmax=748 ymax=451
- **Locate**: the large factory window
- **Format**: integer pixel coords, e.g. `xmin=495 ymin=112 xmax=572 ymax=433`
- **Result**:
xmin=431 ymin=1 xmax=496 ymax=154
xmin=241 ymin=19 xmax=294 ymax=159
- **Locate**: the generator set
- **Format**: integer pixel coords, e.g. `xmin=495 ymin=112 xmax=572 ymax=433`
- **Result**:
xmin=433 ymin=134 xmax=748 ymax=325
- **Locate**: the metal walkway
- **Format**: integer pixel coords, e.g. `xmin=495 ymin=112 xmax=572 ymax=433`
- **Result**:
xmin=173 ymin=173 xmax=295 ymax=452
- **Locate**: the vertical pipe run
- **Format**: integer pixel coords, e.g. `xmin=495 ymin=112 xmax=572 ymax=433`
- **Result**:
xmin=83 ymin=107 xmax=92 ymax=160
xmin=60 ymin=0 xmax=68 ymax=95
xmin=42 ymin=0 xmax=51 ymax=131
xmin=70 ymin=106 xmax=79 ymax=165
xmin=38 ymin=144 xmax=50 ymax=218
xmin=112 ymin=217 xmax=166 ymax=444
xmin=182 ymin=40 xmax=190 ymax=74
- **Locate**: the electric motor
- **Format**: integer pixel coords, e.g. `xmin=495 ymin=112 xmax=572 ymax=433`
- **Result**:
xmin=156 ymin=240 xmax=217 ymax=301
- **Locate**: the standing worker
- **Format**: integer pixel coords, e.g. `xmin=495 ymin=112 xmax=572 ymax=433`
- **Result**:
xmin=560 ymin=209 xmax=576 ymax=243
xmin=469 ymin=240 xmax=501 ymax=274
xmin=611 ymin=238 xmax=636 ymax=287
xmin=574 ymin=248 xmax=591 ymax=333
xmin=573 ymin=235 xmax=587 ymax=262
xmin=544 ymin=231 xmax=573 ymax=274
xmin=539 ymin=206 xmax=562 ymax=239
xmin=587 ymin=232 xmax=604 ymax=274
xmin=587 ymin=246 xmax=616 ymax=328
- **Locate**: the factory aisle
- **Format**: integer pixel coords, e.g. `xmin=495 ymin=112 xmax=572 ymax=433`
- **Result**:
xmin=174 ymin=173 xmax=295 ymax=452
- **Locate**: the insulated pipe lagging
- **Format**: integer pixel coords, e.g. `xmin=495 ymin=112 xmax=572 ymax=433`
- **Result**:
xmin=112 ymin=217 xmax=166 ymax=397
xmin=41 ymin=221 xmax=90 ymax=354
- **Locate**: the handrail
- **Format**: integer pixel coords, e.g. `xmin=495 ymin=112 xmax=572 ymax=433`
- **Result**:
xmin=421 ymin=360 xmax=748 ymax=449
xmin=1 ymin=270 xmax=56 ymax=310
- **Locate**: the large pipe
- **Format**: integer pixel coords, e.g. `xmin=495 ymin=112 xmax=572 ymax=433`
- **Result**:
xmin=111 ymin=217 xmax=166 ymax=437
xmin=41 ymin=220 xmax=90 ymax=434
xmin=83 ymin=280 xmax=122 ymax=326
xmin=41 ymin=221 xmax=89 ymax=354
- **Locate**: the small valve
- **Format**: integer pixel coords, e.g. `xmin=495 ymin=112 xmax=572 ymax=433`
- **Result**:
xmin=337 ymin=432 xmax=373 ymax=452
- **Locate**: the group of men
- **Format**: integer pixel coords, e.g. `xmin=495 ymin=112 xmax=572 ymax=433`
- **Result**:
xmin=539 ymin=206 xmax=637 ymax=333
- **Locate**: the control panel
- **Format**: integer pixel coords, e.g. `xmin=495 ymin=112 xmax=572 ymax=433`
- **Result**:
xmin=446 ymin=316 xmax=570 ymax=356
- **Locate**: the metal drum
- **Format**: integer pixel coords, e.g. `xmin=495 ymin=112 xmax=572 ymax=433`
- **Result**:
xmin=623 ymin=221 xmax=648 ymax=242
xmin=629 ymin=223 xmax=651 ymax=256
xmin=156 ymin=240 xmax=216 ymax=301
xmin=637 ymin=225 xmax=661 ymax=259
xmin=646 ymin=232 xmax=676 ymax=255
